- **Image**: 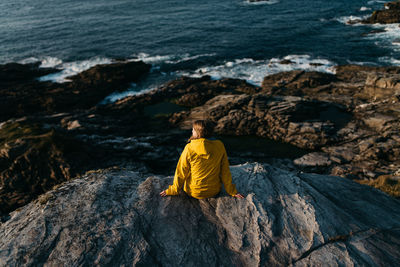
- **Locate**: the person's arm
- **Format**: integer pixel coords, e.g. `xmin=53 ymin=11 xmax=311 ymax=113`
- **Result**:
xmin=163 ymin=145 xmax=191 ymax=196
xmin=220 ymin=143 xmax=239 ymax=197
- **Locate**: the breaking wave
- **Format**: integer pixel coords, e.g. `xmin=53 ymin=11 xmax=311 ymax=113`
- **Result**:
xmin=177 ymin=55 xmax=336 ymax=86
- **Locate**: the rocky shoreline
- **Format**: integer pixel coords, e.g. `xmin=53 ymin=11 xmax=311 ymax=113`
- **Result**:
xmin=346 ymin=0 xmax=400 ymax=24
xmin=1 ymin=55 xmax=400 ymax=218
xmin=1 ymin=1 xmax=400 ymax=265
xmin=1 ymin=1 xmax=400 ymax=220
xmin=1 ymin=60 xmax=400 ymax=265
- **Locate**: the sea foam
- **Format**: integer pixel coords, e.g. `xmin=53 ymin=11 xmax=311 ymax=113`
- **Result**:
xmin=335 ymin=15 xmax=369 ymax=25
xmin=360 ymin=7 xmax=372 ymax=11
xmin=102 ymin=85 xmax=157 ymax=104
xmin=379 ymin=56 xmax=400 ymax=65
xmin=131 ymin=52 xmax=216 ymax=65
xmin=366 ymin=23 xmax=400 ymax=52
xmin=367 ymin=0 xmax=388 ymax=4
xmin=243 ymin=0 xmax=279 ymax=6
xmin=177 ymin=55 xmax=336 ymax=86
xmin=131 ymin=53 xmax=174 ymax=64
xmin=338 ymin=6 xmax=400 ymax=56
xmin=19 ymin=56 xmax=63 ymax=68
xmin=38 ymin=57 xmax=113 ymax=83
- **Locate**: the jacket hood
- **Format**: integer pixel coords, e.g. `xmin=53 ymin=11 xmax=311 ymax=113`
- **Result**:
xmin=190 ymin=138 xmax=212 ymax=159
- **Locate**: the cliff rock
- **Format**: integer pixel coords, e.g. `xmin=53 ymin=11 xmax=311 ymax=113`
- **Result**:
xmin=1 ymin=163 xmax=399 ymax=266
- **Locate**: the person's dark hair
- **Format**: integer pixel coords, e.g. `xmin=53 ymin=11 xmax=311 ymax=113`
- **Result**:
xmin=189 ymin=120 xmax=214 ymax=141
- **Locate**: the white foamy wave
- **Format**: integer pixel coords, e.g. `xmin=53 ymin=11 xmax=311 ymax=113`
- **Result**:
xmin=101 ymin=84 xmax=156 ymax=103
xmin=366 ymin=23 xmax=400 ymax=52
xmin=345 ymin=59 xmax=379 ymax=66
xmin=39 ymin=56 xmax=63 ymax=68
xmin=379 ymin=56 xmax=400 ymax=65
xmin=177 ymin=55 xmax=336 ymax=86
xmin=131 ymin=53 xmax=174 ymax=64
xmin=131 ymin=52 xmax=216 ymax=65
xmin=18 ymin=56 xmax=63 ymax=68
xmin=19 ymin=57 xmax=41 ymax=65
xmin=367 ymin=0 xmax=388 ymax=4
xmin=335 ymin=15 xmax=369 ymax=25
xmin=360 ymin=7 xmax=372 ymax=11
xmin=39 ymin=57 xmax=113 ymax=83
xmin=165 ymin=53 xmax=217 ymax=64
xmin=243 ymin=0 xmax=279 ymax=5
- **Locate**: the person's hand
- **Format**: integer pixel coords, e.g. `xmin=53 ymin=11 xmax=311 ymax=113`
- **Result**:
xmin=160 ymin=190 xmax=167 ymax=197
xmin=234 ymin=193 xmax=245 ymax=199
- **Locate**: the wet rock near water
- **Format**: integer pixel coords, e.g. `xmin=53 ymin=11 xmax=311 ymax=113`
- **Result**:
xmin=0 ymin=60 xmax=150 ymax=122
xmin=68 ymin=61 xmax=151 ymax=90
xmin=101 ymin=75 xmax=258 ymax=113
xmin=362 ymin=1 xmax=400 ymax=24
xmin=1 ymin=163 xmax=399 ymax=266
xmin=1 ymin=56 xmax=400 ymax=265
xmin=1 ymin=59 xmax=400 ymax=218
xmin=0 ymin=62 xmax=56 ymax=85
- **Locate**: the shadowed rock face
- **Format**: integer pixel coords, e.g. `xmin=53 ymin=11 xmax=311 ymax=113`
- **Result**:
xmin=0 ymin=121 xmax=105 ymax=217
xmin=0 ymin=61 xmax=150 ymax=122
xmin=1 ymin=163 xmax=399 ymax=266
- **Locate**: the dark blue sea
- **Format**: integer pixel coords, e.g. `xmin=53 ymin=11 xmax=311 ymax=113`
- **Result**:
xmin=1 ymin=0 xmax=399 ymax=100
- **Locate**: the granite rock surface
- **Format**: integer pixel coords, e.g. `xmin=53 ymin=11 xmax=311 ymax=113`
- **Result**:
xmin=1 ymin=163 xmax=399 ymax=266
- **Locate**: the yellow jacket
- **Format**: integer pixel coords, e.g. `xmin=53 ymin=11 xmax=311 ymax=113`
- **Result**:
xmin=165 ymin=138 xmax=238 ymax=199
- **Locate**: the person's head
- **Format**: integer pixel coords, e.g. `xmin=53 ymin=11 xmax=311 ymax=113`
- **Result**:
xmin=191 ymin=120 xmax=213 ymax=140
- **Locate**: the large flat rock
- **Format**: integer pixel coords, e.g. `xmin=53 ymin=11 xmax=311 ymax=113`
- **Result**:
xmin=1 ymin=163 xmax=399 ymax=266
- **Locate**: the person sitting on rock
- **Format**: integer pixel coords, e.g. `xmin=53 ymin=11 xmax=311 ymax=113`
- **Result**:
xmin=160 ymin=120 xmax=245 ymax=199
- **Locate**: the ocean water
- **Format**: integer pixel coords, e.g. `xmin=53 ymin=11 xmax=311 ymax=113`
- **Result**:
xmin=1 ymin=0 xmax=398 ymax=97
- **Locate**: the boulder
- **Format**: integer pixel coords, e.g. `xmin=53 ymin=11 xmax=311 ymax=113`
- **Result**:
xmin=0 ymin=121 xmax=104 ymax=217
xmin=68 ymin=61 xmax=151 ymax=89
xmin=294 ymin=152 xmax=332 ymax=172
xmin=1 ymin=163 xmax=399 ymax=266
xmin=362 ymin=1 xmax=400 ymax=24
